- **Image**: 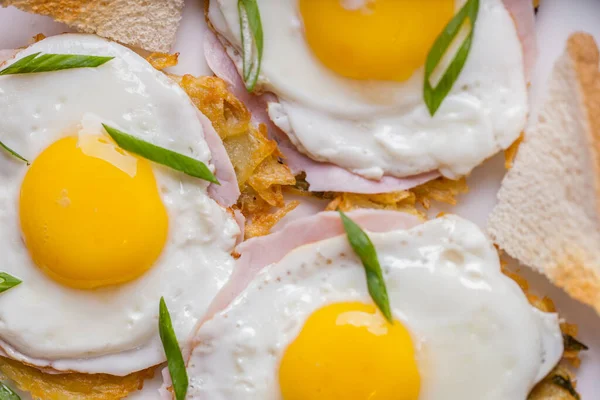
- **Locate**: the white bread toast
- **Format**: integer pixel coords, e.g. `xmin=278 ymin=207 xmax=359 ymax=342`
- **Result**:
xmin=488 ymin=33 xmax=600 ymax=313
xmin=0 ymin=0 xmax=184 ymax=52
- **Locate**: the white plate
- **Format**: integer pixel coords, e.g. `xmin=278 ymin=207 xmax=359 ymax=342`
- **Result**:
xmin=0 ymin=0 xmax=598 ymax=398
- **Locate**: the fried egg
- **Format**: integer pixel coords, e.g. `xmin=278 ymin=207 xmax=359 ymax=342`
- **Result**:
xmin=186 ymin=215 xmax=563 ymax=399
xmin=0 ymin=34 xmax=239 ymax=375
xmin=208 ymin=0 xmax=528 ymax=180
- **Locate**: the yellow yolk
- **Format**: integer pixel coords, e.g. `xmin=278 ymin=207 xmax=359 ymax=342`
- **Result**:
xmin=299 ymin=0 xmax=455 ymax=82
xmin=19 ymin=135 xmax=168 ymax=289
xmin=279 ymin=302 xmax=420 ymax=400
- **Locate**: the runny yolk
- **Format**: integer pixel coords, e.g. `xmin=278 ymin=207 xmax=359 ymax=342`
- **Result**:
xmin=279 ymin=302 xmax=420 ymax=400
xmin=19 ymin=135 xmax=168 ymax=289
xmin=299 ymin=0 xmax=456 ymax=82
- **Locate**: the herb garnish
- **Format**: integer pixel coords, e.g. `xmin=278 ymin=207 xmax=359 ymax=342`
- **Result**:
xmin=0 ymin=141 xmax=28 ymax=164
xmin=424 ymin=0 xmax=480 ymax=116
xmin=551 ymin=375 xmax=580 ymax=400
xmin=338 ymin=211 xmax=393 ymax=323
xmin=0 ymin=382 xmax=20 ymax=400
xmin=0 ymin=273 xmax=21 ymax=294
xmin=563 ymin=334 xmax=589 ymax=352
xmin=238 ymin=0 xmax=264 ymax=91
xmin=102 ymin=124 xmax=219 ymax=184
xmin=0 ymin=53 xmax=113 ymax=76
xmin=159 ymin=297 xmax=188 ymax=400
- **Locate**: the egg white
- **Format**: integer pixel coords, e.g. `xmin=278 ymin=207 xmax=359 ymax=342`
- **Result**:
xmin=208 ymin=0 xmax=527 ymax=180
xmin=0 ymin=34 xmax=239 ymax=375
xmin=186 ymin=215 xmax=563 ymax=399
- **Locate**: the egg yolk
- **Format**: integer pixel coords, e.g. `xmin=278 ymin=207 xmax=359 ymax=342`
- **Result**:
xmin=279 ymin=302 xmax=420 ymax=400
xmin=19 ymin=136 xmax=168 ymax=289
xmin=299 ymin=0 xmax=455 ymax=82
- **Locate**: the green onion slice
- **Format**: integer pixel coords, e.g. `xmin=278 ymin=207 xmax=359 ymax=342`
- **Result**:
xmin=338 ymin=211 xmax=393 ymax=323
xmin=0 ymin=273 xmax=21 ymax=294
xmin=159 ymin=297 xmax=188 ymax=400
xmin=563 ymin=334 xmax=589 ymax=351
xmin=0 ymin=52 xmax=113 ymax=76
xmin=424 ymin=0 xmax=480 ymax=116
xmin=0 ymin=382 xmax=20 ymax=400
xmin=551 ymin=375 xmax=580 ymax=400
xmin=0 ymin=141 xmax=28 ymax=164
xmin=102 ymin=124 xmax=219 ymax=184
xmin=238 ymin=0 xmax=264 ymax=91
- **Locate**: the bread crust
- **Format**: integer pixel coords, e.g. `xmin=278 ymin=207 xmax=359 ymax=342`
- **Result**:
xmin=548 ymin=34 xmax=600 ymax=313
xmin=568 ymin=33 xmax=600 ymax=213
xmin=0 ymin=0 xmax=184 ymax=52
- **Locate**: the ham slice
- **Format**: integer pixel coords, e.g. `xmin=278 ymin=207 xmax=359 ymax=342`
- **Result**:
xmin=195 ymin=210 xmax=421 ymax=333
xmin=502 ymin=0 xmax=537 ymax=80
xmin=197 ymin=110 xmax=240 ymax=207
xmin=204 ymin=31 xmax=441 ymax=194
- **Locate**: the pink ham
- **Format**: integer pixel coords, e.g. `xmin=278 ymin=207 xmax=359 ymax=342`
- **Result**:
xmin=204 ymin=31 xmax=441 ymax=194
xmin=197 ymin=110 xmax=240 ymax=207
xmin=195 ymin=209 xmax=421 ymax=335
xmin=503 ymin=0 xmax=537 ymax=80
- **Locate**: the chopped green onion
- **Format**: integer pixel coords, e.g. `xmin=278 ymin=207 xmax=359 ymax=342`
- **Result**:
xmin=0 ymin=382 xmax=20 ymax=400
xmin=338 ymin=211 xmax=393 ymax=323
xmin=0 ymin=52 xmax=113 ymax=76
xmin=551 ymin=375 xmax=580 ymax=400
xmin=238 ymin=0 xmax=264 ymax=91
xmin=424 ymin=0 xmax=480 ymax=116
xmin=0 ymin=273 xmax=21 ymax=294
xmin=159 ymin=297 xmax=188 ymax=400
xmin=0 ymin=141 xmax=28 ymax=164
xmin=563 ymin=334 xmax=589 ymax=352
xmin=102 ymin=124 xmax=219 ymax=184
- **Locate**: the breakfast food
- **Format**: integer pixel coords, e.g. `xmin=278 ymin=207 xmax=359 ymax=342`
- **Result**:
xmin=489 ymin=33 xmax=600 ymax=314
xmin=0 ymin=0 xmax=184 ymax=52
xmin=0 ymin=33 xmax=240 ymax=397
xmin=205 ymin=0 xmax=535 ymax=193
xmin=185 ymin=211 xmax=570 ymax=399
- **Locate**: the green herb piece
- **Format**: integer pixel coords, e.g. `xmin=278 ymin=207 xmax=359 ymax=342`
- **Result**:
xmin=0 ymin=141 xmax=28 ymax=164
xmin=563 ymin=334 xmax=589 ymax=351
xmin=0 ymin=382 xmax=20 ymax=400
xmin=159 ymin=297 xmax=188 ymax=400
xmin=102 ymin=124 xmax=219 ymax=184
xmin=238 ymin=0 xmax=264 ymax=91
xmin=551 ymin=375 xmax=580 ymax=400
xmin=0 ymin=52 xmax=113 ymax=76
xmin=0 ymin=273 xmax=21 ymax=294
xmin=424 ymin=0 xmax=480 ymax=116
xmin=338 ymin=211 xmax=393 ymax=323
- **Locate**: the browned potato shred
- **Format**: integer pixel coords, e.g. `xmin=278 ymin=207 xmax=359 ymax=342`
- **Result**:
xmin=146 ymin=52 xmax=179 ymax=71
xmin=0 ymin=357 xmax=155 ymax=400
xmin=325 ymin=177 xmax=469 ymax=219
xmin=505 ymin=133 xmax=525 ymax=170
xmin=502 ymin=263 xmax=583 ymax=399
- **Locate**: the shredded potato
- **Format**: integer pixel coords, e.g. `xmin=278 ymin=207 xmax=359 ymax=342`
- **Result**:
xmin=505 ymin=133 xmax=525 ymax=169
xmin=174 ymin=73 xmax=297 ymax=238
xmin=146 ymin=52 xmax=179 ymax=71
xmin=32 ymin=33 xmax=46 ymax=43
xmin=530 ymin=366 xmax=580 ymax=400
xmin=324 ymin=177 xmax=468 ymax=218
xmin=0 ymin=358 xmax=155 ymax=400
xmin=501 ymin=261 xmax=583 ymax=399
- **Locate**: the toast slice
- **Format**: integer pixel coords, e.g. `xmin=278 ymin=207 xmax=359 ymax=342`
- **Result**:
xmin=0 ymin=0 xmax=184 ymax=52
xmin=488 ymin=33 xmax=600 ymax=313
